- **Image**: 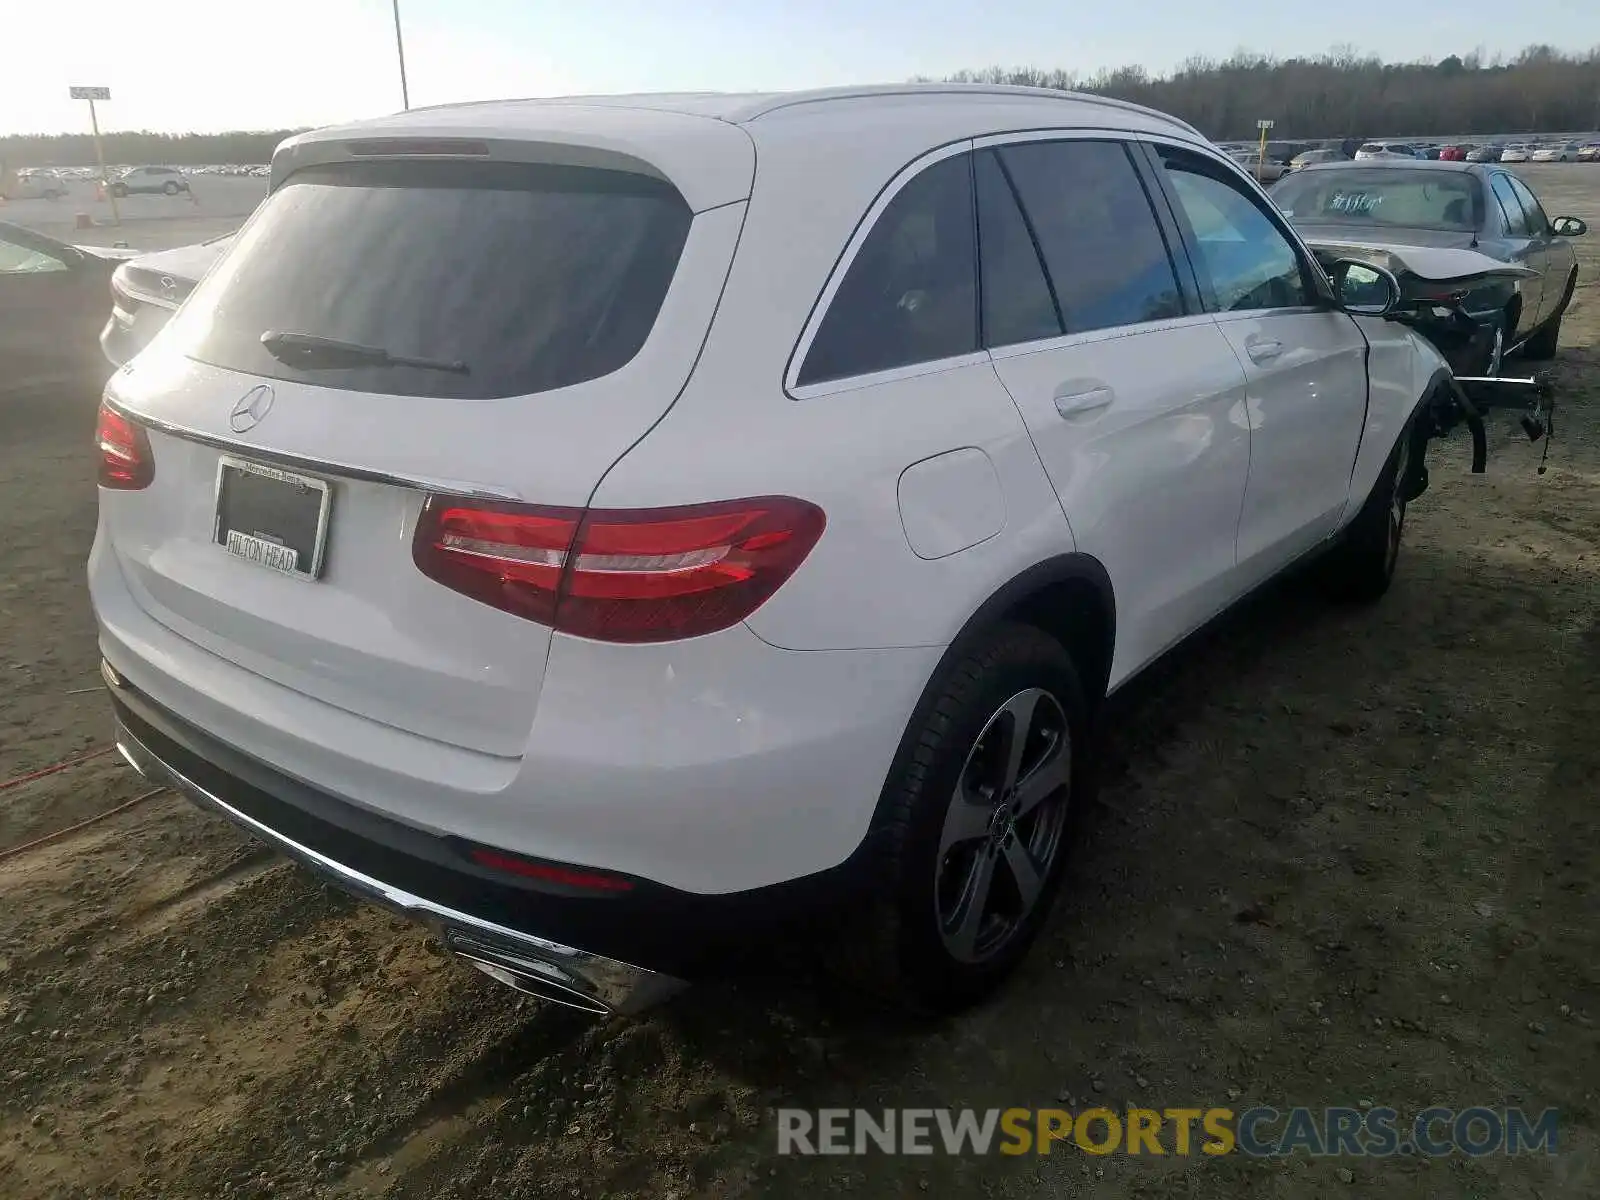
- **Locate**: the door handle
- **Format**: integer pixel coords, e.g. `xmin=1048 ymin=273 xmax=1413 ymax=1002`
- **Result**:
xmin=1246 ymin=338 xmax=1283 ymax=364
xmin=1052 ymin=385 xmax=1115 ymax=419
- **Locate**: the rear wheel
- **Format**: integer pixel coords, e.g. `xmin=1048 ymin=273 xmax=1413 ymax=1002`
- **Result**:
xmin=1523 ymin=271 xmax=1577 ymax=361
xmin=837 ymin=623 xmax=1090 ymax=1012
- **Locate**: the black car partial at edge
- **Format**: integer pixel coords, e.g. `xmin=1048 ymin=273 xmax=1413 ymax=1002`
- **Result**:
xmin=0 ymin=220 xmax=135 ymax=399
xmin=1270 ymin=159 xmax=1585 ymax=374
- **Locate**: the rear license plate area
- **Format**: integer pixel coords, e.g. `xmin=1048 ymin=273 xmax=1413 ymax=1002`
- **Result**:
xmin=213 ymin=456 xmax=331 ymax=581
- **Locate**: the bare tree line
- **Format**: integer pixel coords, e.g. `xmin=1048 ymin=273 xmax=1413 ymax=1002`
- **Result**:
xmin=6 ymin=46 xmax=1600 ymax=169
xmin=936 ymin=44 xmax=1600 ymax=140
xmin=0 ymin=129 xmax=303 ymax=170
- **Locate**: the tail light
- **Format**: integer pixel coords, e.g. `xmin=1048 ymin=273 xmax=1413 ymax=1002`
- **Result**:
xmin=413 ymin=495 xmax=825 ymax=643
xmin=96 ymin=403 xmax=154 ymax=490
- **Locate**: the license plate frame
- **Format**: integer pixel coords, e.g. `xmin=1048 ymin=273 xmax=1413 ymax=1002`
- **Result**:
xmin=212 ymin=455 xmax=332 ymax=581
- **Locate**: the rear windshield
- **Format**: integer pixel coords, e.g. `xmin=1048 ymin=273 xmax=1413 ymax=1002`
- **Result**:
xmin=164 ymin=160 xmax=692 ymax=399
xmin=1270 ymin=168 xmax=1480 ymax=231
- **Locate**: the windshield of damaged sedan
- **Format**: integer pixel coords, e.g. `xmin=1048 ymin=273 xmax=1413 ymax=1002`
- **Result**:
xmin=1269 ymin=169 xmax=1481 ymax=232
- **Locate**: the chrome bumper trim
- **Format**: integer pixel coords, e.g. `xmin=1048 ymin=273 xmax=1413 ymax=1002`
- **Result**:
xmin=113 ymin=718 xmax=684 ymax=1015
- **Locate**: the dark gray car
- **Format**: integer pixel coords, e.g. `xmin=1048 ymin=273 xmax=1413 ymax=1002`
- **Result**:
xmin=1270 ymin=159 xmax=1585 ymax=371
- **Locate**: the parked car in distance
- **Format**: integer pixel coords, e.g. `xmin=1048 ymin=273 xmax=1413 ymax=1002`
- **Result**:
xmin=1288 ymin=148 xmax=1348 ymax=170
xmin=1270 ymin=159 xmax=1585 ymax=373
xmin=1228 ymin=147 xmax=1287 ymax=181
xmin=1438 ymin=144 xmax=1474 ymax=162
xmin=1579 ymin=142 xmax=1600 ymax=163
xmin=1465 ymin=144 xmax=1504 ymax=163
xmin=3 ymin=168 xmax=69 ymax=200
xmin=1 ymin=220 xmax=135 ymax=397
xmin=1500 ymin=144 xmax=1532 ymax=163
xmin=1531 ymin=141 xmax=1584 ymax=163
xmin=1355 ymin=142 xmax=1417 ymax=161
xmin=102 ymin=233 xmax=234 ymax=366
xmin=94 ymin=84 xmax=1480 ymax=1016
xmin=110 ymin=166 xmax=190 ymax=197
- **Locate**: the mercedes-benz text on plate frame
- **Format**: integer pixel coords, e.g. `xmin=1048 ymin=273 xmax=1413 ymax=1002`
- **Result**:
xmin=229 ymin=384 xmax=274 ymax=434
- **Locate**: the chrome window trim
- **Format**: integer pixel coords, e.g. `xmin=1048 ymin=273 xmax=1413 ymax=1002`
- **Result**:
xmin=984 ymin=311 xmax=1222 ymax=362
xmin=101 ymin=393 xmax=523 ymax=502
xmin=784 ymin=138 xmax=975 ymax=397
xmin=787 ymin=350 xmax=992 ymax=400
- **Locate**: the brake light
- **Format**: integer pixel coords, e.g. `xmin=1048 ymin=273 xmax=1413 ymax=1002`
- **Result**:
xmin=96 ymin=403 xmax=154 ymax=490
xmin=413 ymin=495 xmax=825 ymax=643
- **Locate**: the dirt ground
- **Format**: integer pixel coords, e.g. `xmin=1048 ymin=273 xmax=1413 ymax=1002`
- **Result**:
xmin=1 ymin=166 xmax=1597 ymax=1200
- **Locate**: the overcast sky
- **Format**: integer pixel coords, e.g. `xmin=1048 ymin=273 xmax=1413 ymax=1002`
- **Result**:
xmin=6 ymin=0 xmax=1598 ymax=135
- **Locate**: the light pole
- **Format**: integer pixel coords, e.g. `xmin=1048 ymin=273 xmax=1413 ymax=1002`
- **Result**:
xmin=392 ymin=0 xmax=411 ymax=110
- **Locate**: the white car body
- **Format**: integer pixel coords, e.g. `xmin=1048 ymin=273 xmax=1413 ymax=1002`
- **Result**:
xmin=1529 ymin=143 xmax=1579 ymax=163
xmin=91 ymin=85 xmax=1447 ymax=1013
xmin=1500 ymin=145 xmax=1532 ymax=163
xmin=1354 ymin=143 xmax=1416 ymax=161
xmin=6 ymin=170 xmax=68 ymax=200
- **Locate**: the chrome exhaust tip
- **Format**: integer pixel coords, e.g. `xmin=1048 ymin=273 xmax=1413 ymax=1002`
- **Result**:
xmin=448 ymin=936 xmax=614 ymax=1014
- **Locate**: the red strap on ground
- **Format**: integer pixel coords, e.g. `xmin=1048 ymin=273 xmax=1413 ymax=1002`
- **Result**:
xmin=0 ymin=746 xmax=115 ymax=794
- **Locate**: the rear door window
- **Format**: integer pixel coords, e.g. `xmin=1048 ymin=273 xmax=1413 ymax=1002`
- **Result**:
xmin=797 ymin=153 xmax=977 ymax=385
xmin=1490 ymin=174 xmax=1530 ymax=236
xmin=996 ymin=139 xmax=1184 ymax=334
xmin=165 ymin=160 xmax=694 ymax=399
xmin=1506 ymin=176 xmax=1550 ymax=234
xmin=973 ymin=150 xmax=1061 ymax=347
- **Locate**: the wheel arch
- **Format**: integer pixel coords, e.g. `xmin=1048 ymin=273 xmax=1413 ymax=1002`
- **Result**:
xmin=865 ymin=553 xmax=1116 ymax=838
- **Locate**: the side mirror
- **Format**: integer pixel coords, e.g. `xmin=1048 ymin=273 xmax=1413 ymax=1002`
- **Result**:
xmin=1552 ymin=216 xmax=1588 ymax=237
xmin=1328 ymin=258 xmax=1402 ymax=316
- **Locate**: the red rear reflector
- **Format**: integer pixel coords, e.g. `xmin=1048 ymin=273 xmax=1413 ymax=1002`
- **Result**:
xmin=413 ymin=495 xmax=825 ymax=643
xmin=468 ymin=847 xmax=635 ymax=892
xmin=96 ymin=403 xmax=154 ymax=490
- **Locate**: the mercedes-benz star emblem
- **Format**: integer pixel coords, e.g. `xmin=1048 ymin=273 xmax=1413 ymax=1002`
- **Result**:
xmin=230 ymin=384 xmax=275 ymax=434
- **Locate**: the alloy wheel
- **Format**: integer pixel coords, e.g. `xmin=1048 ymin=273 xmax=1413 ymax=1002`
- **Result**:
xmin=1386 ymin=434 xmax=1411 ymax=575
xmin=935 ymin=687 xmax=1071 ymax=964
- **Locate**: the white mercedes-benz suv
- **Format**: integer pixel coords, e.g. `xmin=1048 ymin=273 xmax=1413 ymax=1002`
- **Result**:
xmin=91 ymin=85 xmax=1452 ymax=1015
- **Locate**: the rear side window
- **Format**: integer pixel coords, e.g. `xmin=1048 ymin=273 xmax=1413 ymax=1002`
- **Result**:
xmin=798 ymin=153 xmax=977 ymax=385
xmin=996 ymin=139 xmax=1184 ymax=333
xmin=165 ymin=160 xmax=693 ymax=399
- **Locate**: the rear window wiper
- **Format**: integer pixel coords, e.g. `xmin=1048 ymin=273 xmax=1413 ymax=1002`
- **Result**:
xmin=259 ymin=330 xmax=469 ymax=375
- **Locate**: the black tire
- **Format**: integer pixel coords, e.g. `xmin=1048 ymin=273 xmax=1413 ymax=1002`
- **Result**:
xmin=163 ymin=181 xmax=179 ymax=195
xmin=835 ymin=622 xmax=1093 ymax=1012
xmin=1523 ymin=271 xmax=1576 ymax=361
xmin=1321 ymin=419 xmax=1415 ymax=603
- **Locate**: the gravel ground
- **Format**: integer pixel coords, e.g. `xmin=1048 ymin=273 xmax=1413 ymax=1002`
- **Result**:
xmin=0 ymin=165 xmax=1596 ymax=1200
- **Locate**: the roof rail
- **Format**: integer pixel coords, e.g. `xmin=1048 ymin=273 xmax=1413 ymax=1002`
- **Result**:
xmin=735 ymin=84 xmax=1207 ymax=139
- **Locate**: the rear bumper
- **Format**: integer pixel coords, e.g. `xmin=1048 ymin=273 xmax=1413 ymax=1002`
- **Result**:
xmin=110 ymin=664 xmax=684 ymax=1013
xmin=103 ymin=656 xmax=900 ymax=1003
